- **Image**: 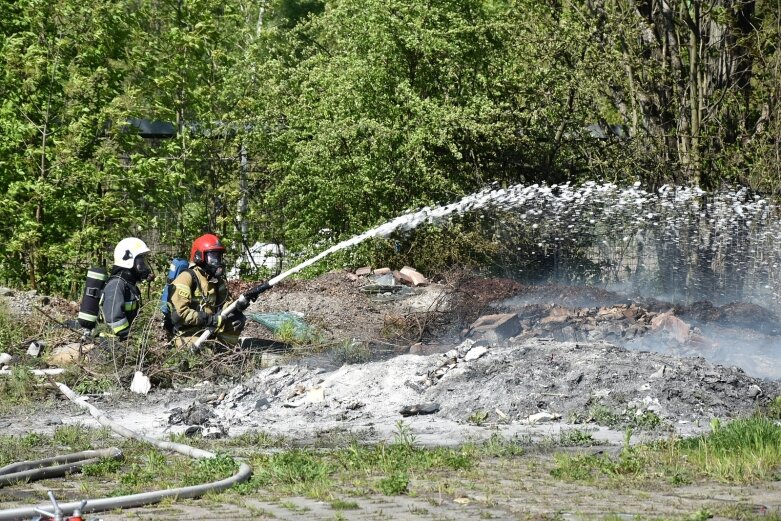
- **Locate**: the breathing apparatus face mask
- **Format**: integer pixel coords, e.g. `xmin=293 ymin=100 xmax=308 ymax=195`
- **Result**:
xmin=203 ymin=250 xmax=225 ymax=279
xmin=133 ymin=255 xmax=155 ymax=282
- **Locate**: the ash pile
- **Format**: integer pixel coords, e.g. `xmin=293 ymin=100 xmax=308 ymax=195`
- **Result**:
xmin=171 ymin=335 xmax=780 ymax=443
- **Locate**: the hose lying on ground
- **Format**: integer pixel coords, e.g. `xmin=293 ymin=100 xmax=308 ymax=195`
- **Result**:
xmin=0 ymin=448 xmax=123 ymax=487
xmin=0 ymin=383 xmax=252 ymax=521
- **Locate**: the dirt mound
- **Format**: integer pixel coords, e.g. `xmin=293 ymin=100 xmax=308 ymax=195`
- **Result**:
xmin=244 ymin=270 xmax=399 ymax=345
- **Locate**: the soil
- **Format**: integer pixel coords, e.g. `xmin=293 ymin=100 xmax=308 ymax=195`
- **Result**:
xmin=2 ymin=271 xmax=781 ymax=519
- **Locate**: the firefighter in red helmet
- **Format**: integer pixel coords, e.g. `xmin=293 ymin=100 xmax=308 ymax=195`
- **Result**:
xmin=168 ymin=233 xmax=248 ymax=348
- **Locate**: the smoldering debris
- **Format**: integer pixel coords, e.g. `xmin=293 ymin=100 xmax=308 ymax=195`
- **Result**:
xmin=176 ymin=338 xmax=780 ymax=444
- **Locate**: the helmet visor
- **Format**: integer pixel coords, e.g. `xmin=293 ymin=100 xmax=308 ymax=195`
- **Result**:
xmin=205 ymin=251 xmax=224 ymax=268
xmin=133 ymin=254 xmax=154 ymax=281
xmin=204 ymin=251 xmax=225 ymax=277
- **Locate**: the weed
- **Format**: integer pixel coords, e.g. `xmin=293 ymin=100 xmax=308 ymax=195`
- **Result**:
xmin=687 ymin=508 xmax=713 ymax=521
xmin=558 ymin=429 xmax=598 ymax=447
xmin=393 ymin=420 xmax=417 ymax=447
xmin=588 ymin=404 xmax=619 ymax=427
xmin=0 ymin=300 xmax=35 ymax=350
xmin=468 ymin=410 xmax=489 ymax=426
xmin=53 ymin=424 xmax=93 ymax=451
xmin=475 ymin=433 xmax=525 ymax=457
xmin=222 ymin=431 xmax=285 ymax=449
xmin=21 ymin=432 xmax=45 ymax=448
xmin=550 ymin=453 xmax=600 ymax=481
xmin=0 ymin=366 xmax=43 ymax=405
xmin=183 ymin=453 xmax=239 ymax=486
xmin=82 ymin=457 xmax=122 ymax=477
xmin=73 ymin=376 xmax=115 ymax=395
xmin=717 ymin=503 xmax=781 ymax=520
xmin=279 ymin=500 xmax=308 ymax=512
xmin=255 ymin=450 xmax=331 ymax=487
xmin=764 ymin=396 xmax=781 ymax=420
xmin=676 ymin=416 xmax=781 ymax=481
xmin=629 ymin=409 xmax=662 ymax=429
xmin=330 ymin=499 xmax=360 ymax=510
xmin=378 ymin=471 xmax=409 ymax=495
xmin=329 ymin=339 xmax=372 ymax=365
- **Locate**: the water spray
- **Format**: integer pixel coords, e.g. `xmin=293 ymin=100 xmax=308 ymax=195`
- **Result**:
xmin=193 ymin=181 xmax=781 ymax=348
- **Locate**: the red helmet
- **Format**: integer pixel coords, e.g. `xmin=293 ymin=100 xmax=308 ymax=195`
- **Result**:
xmin=190 ymin=233 xmax=226 ymax=264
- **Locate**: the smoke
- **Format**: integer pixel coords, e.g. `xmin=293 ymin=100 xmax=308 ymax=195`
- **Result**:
xmin=276 ymin=181 xmax=781 ymax=377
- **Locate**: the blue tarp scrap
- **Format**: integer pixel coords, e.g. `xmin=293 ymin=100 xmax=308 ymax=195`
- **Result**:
xmin=247 ymin=312 xmax=311 ymax=341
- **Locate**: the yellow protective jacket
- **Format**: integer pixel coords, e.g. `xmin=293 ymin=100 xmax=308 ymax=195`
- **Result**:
xmin=168 ymin=264 xmax=234 ymax=336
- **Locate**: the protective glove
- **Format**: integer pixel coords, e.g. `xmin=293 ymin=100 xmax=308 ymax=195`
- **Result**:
xmin=225 ymin=311 xmax=246 ymax=332
xmin=206 ymin=314 xmax=224 ymax=332
xmin=234 ymin=297 xmax=250 ymax=312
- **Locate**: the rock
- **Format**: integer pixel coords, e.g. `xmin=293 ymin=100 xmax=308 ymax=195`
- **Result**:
xmin=0 ymin=353 xmax=12 ymax=366
xmin=373 ymin=267 xmax=391 ymax=276
xmin=185 ymin=404 xmax=214 ymax=425
xmin=650 ymin=311 xmax=691 ymax=343
xmin=399 ymin=403 xmax=440 ymax=416
xmin=355 ymin=266 xmax=372 ymax=276
xmin=168 ymin=408 xmax=185 ymax=425
xmin=463 ymin=345 xmax=488 ymax=362
xmin=523 ymin=411 xmax=561 ymax=424
xmin=747 ymin=384 xmax=762 ymax=398
xmin=649 ymin=365 xmax=667 ymax=379
xmin=399 ymin=266 xmax=428 ymax=286
xmin=466 ymin=313 xmax=521 ymax=344
xmin=202 ymin=426 xmax=226 ymax=439
xmin=49 ymin=343 xmax=93 ymax=365
xmin=184 ymin=425 xmax=201 ymax=437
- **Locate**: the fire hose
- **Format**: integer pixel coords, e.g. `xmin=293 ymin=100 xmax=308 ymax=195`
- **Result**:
xmin=0 ymin=383 xmax=251 ymax=521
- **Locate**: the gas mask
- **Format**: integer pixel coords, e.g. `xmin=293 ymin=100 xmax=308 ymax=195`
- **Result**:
xmin=203 ymin=250 xmax=225 ymax=279
xmin=133 ymin=255 xmax=155 ymax=282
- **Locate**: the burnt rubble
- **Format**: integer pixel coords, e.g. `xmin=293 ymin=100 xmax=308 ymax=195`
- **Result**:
xmin=174 ymin=337 xmax=780 ymax=443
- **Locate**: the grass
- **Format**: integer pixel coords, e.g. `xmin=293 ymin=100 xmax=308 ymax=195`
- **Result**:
xmin=236 ymin=422 xmax=475 ymax=498
xmin=552 ymin=415 xmax=781 ymax=485
xmin=328 ymin=339 xmax=372 ymax=365
xmin=3 ymin=419 xmax=781 ymax=519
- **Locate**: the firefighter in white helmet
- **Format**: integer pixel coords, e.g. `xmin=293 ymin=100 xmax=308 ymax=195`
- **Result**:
xmin=101 ymin=237 xmax=155 ymax=340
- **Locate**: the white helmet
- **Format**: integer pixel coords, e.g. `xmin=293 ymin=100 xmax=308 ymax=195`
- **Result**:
xmin=113 ymin=237 xmax=151 ymax=269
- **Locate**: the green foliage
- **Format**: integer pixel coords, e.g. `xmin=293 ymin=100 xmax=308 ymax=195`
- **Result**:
xmin=471 ymin=433 xmax=525 ymax=457
xmin=467 ymin=410 xmax=489 ymax=426
xmin=53 ymin=424 xmax=94 ymax=451
xmin=82 ymin=457 xmax=122 ymax=477
xmin=183 ymin=453 xmax=239 ymax=486
xmin=558 ymin=429 xmax=598 ymax=447
xmin=2 ymin=0 xmax=781 ymax=292
xmin=254 ymin=450 xmax=331 ymax=487
xmin=377 ymin=471 xmax=409 ymax=495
